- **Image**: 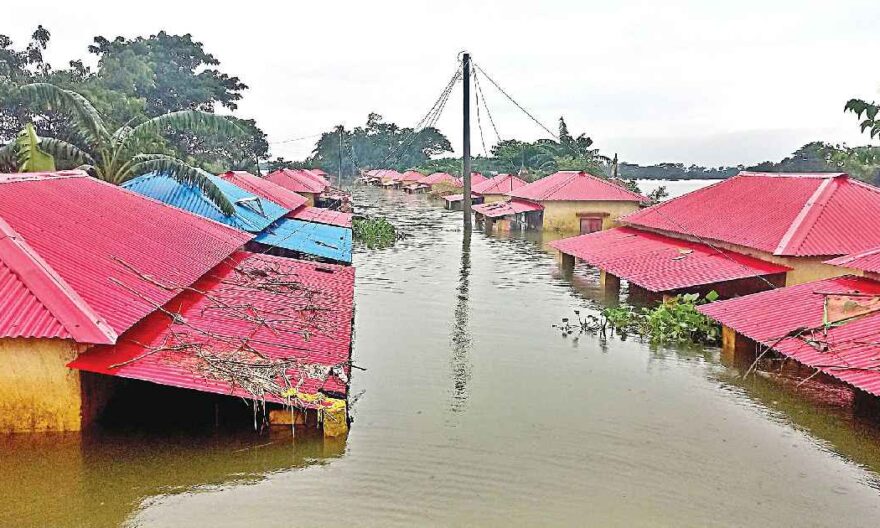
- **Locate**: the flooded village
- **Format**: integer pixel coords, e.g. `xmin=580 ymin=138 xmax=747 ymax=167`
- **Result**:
xmin=4 ymin=3 xmax=880 ymax=527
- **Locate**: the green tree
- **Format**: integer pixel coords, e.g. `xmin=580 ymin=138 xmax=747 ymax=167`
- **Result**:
xmin=1 ymin=83 xmax=241 ymax=213
xmin=846 ymin=99 xmax=880 ymax=139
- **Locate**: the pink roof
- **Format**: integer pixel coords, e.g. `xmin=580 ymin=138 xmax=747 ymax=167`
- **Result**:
xmin=266 ymin=169 xmax=327 ymax=194
xmin=550 ymin=227 xmax=791 ymax=292
xmin=509 ymin=171 xmax=647 ymax=202
xmin=473 ymin=173 xmax=528 ymax=195
xmin=0 ymin=171 xmax=251 ymax=344
xmin=218 ymin=171 xmax=308 ymax=211
xmin=400 ymin=170 xmax=426 ymax=182
xmin=699 ymin=276 xmax=880 ymax=396
xmin=289 ymin=206 xmax=353 ymax=228
xmin=443 ymin=193 xmax=479 ymax=203
xmin=421 ymin=172 xmax=458 ymax=185
xmin=472 ymin=198 xmax=543 ymax=218
xmin=623 ymin=172 xmax=880 ymax=257
xmin=299 ymin=169 xmax=331 ymax=187
xmin=69 ymin=251 xmax=355 ymax=401
xmin=826 ymin=247 xmax=880 ymax=274
xmin=470 ymin=173 xmax=488 ymax=185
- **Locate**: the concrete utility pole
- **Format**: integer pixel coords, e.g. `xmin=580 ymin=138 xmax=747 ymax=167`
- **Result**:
xmin=462 ymin=52 xmax=472 ymax=229
xmin=338 ymin=127 xmax=344 ymax=186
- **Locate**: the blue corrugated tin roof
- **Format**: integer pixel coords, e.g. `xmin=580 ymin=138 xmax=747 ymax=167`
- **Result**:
xmin=122 ymin=172 xmax=289 ymax=232
xmin=254 ymin=219 xmax=352 ymax=264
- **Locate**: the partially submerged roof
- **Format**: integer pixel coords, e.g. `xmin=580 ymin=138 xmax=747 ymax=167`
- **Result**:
xmin=550 ymin=227 xmax=791 ymax=292
xmin=443 ymin=192 xmax=479 ymax=203
xmin=69 ymin=251 xmax=355 ymax=402
xmin=421 ymin=172 xmax=459 ymax=185
xmin=266 ymin=168 xmax=328 ymax=194
xmin=254 ymin=218 xmax=352 ymax=264
xmin=400 ymin=170 xmax=426 ymax=182
xmin=218 ymin=170 xmax=308 ymax=211
xmin=699 ymin=276 xmax=880 ymax=396
xmin=123 ymin=172 xmax=288 ymax=232
xmin=289 ymin=206 xmax=353 ymax=228
xmin=826 ymin=246 xmax=880 ymax=274
xmin=508 ymin=171 xmax=648 ymax=202
xmin=472 ymin=198 xmax=543 ymax=218
xmin=0 ymin=171 xmax=250 ymax=343
xmin=623 ymin=172 xmax=880 ymax=257
xmin=473 ymin=173 xmax=528 ymax=195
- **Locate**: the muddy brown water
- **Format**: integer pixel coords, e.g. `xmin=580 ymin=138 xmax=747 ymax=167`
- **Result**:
xmin=3 ymin=186 xmax=880 ymax=527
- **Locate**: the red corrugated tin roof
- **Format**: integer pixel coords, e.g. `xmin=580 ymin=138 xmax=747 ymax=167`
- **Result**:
xmin=623 ymin=172 xmax=880 ymax=257
xmin=289 ymin=206 xmax=353 ymax=228
xmin=549 ymin=227 xmax=791 ymax=292
xmin=473 ymin=173 xmax=528 ymax=195
xmin=421 ymin=172 xmax=458 ymax=185
xmin=218 ymin=171 xmax=308 ymax=211
xmin=698 ymin=276 xmax=880 ymax=396
xmin=472 ymin=198 xmax=543 ymax=218
xmin=400 ymin=170 xmax=426 ymax=182
xmin=826 ymin=247 xmax=880 ymax=274
xmin=300 ymin=169 xmax=331 ymax=187
xmin=266 ymin=169 xmax=328 ymax=194
xmin=69 ymin=251 xmax=355 ymax=402
xmin=0 ymin=171 xmax=251 ymax=343
xmin=443 ymin=193 xmax=479 ymax=203
xmin=470 ymin=173 xmax=488 ymax=185
xmin=508 ymin=171 xmax=647 ymax=202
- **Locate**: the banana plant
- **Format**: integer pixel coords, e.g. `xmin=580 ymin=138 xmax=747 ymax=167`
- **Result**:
xmin=0 ymin=123 xmax=56 ymax=172
xmin=2 ymin=83 xmax=243 ymax=214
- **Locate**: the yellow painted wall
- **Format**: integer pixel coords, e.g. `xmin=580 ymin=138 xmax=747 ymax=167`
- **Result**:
xmin=481 ymin=193 xmax=508 ymax=204
xmin=628 ymin=226 xmax=851 ymax=287
xmin=542 ymin=200 xmax=642 ymax=233
xmin=0 ymin=338 xmax=86 ymax=433
xmin=302 ymin=193 xmax=316 ymax=207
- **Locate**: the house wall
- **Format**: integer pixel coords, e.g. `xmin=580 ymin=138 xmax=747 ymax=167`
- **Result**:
xmin=481 ymin=193 xmax=509 ymax=204
xmin=0 ymin=338 xmax=86 ymax=433
xmin=542 ymin=200 xmax=642 ymax=233
xmin=302 ymin=193 xmax=316 ymax=207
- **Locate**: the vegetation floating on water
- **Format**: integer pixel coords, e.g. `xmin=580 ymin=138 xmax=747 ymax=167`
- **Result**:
xmin=555 ymin=292 xmax=721 ymax=345
xmin=353 ymin=217 xmax=398 ymax=249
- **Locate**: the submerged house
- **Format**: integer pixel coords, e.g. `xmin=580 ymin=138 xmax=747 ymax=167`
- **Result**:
xmin=265 ymin=168 xmax=329 ymax=206
xmin=474 ymin=171 xmax=646 ymax=233
xmin=444 ymin=173 xmax=528 ymax=210
xmin=404 ymin=171 xmax=459 ymax=193
xmin=551 ymin=172 xmax=880 ymax=300
xmin=698 ymin=251 xmax=880 ymax=409
xmin=123 ymin=172 xmax=352 ymax=264
xmin=219 ymin=171 xmax=352 ymax=228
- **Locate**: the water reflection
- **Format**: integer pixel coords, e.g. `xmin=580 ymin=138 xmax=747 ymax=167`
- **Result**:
xmin=0 ymin=421 xmax=346 ymax=527
xmin=449 ymin=225 xmax=473 ymax=414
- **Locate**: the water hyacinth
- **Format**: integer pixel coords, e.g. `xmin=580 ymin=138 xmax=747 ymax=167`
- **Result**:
xmin=353 ymin=217 xmax=397 ymax=249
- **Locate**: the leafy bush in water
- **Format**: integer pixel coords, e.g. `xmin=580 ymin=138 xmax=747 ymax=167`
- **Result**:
xmin=556 ymin=291 xmax=720 ymax=345
xmin=353 ymin=217 xmax=397 ymax=249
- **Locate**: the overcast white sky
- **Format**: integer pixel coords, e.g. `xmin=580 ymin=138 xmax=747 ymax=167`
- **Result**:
xmin=8 ymin=0 xmax=880 ymax=166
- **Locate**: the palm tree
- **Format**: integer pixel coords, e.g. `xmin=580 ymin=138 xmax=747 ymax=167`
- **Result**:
xmin=0 ymin=83 xmax=241 ymax=213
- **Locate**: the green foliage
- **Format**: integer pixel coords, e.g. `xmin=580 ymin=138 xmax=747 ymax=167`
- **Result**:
xmin=7 ymin=82 xmax=241 ymax=214
xmin=309 ymin=115 xmax=453 ymax=179
xmin=846 ymin=99 xmax=880 ymax=139
xmin=749 ymin=141 xmax=880 ymax=184
xmin=15 ymin=123 xmax=55 ymax=171
xmin=353 ymin=217 xmax=397 ymax=249
xmin=556 ymin=291 xmax=721 ymax=345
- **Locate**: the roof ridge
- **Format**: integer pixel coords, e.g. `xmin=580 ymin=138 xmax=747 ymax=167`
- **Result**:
xmin=0 ymin=217 xmax=117 ymax=344
xmin=773 ymin=175 xmax=843 ymax=256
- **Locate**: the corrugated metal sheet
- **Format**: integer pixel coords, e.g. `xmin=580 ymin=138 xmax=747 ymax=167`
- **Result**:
xmin=698 ymin=276 xmax=880 ymax=396
xmin=254 ymin=218 xmax=352 ymax=264
xmin=299 ymin=169 xmax=331 ymax=187
xmin=0 ymin=171 xmax=251 ymax=341
xmin=266 ymin=169 xmax=327 ymax=194
xmin=218 ymin=170 xmax=308 ymax=211
xmin=472 ymin=198 xmax=544 ymax=218
xmin=623 ymin=172 xmax=880 ymax=257
xmin=473 ymin=173 xmax=528 ymax=195
xmin=123 ymin=172 xmax=289 ymax=232
xmin=826 ymin=246 xmax=880 ymax=274
xmin=421 ymin=172 xmax=458 ymax=185
xmin=443 ymin=193 xmax=479 ymax=203
xmin=400 ymin=170 xmax=426 ymax=182
xmin=509 ymin=171 xmax=647 ymax=202
xmin=69 ymin=251 xmax=355 ymax=402
xmin=289 ymin=206 xmax=352 ymax=228
xmin=550 ymin=227 xmax=791 ymax=292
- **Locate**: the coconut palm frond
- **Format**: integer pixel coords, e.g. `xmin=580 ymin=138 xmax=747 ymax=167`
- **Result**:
xmin=19 ymin=83 xmax=110 ymax=148
xmin=126 ymin=153 xmax=235 ymax=215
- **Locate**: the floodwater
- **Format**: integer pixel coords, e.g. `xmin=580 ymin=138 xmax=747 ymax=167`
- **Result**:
xmin=4 ymin=186 xmax=880 ymax=527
